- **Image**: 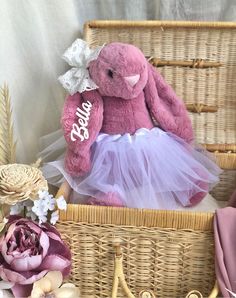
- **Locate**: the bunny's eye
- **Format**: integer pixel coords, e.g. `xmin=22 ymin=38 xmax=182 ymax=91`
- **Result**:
xmin=107 ymin=69 xmax=113 ymax=78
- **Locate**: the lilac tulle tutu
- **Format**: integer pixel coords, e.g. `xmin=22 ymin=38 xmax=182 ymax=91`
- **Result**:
xmin=40 ymin=127 xmax=221 ymax=210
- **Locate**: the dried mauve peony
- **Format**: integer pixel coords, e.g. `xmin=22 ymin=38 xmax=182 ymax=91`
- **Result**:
xmin=0 ymin=216 xmax=71 ymax=298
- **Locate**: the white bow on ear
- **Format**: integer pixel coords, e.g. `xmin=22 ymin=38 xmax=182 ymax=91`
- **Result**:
xmin=58 ymin=39 xmax=104 ymax=95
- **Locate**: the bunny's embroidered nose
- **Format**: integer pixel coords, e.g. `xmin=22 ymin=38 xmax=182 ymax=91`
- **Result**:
xmin=124 ymin=74 xmax=140 ymax=87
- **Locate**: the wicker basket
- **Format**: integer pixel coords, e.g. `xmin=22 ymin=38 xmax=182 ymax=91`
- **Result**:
xmin=56 ymin=20 xmax=236 ymax=297
xmin=57 ymin=182 xmax=218 ymax=298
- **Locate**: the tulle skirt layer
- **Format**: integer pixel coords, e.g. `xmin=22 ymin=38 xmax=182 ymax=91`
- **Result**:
xmin=41 ymin=127 xmax=221 ymax=210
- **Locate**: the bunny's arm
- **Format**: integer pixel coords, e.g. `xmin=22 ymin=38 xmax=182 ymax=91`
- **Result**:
xmin=144 ymin=64 xmax=194 ymax=143
xmin=61 ymin=90 xmax=103 ymax=176
xmin=61 ymin=90 xmax=104 ymax=153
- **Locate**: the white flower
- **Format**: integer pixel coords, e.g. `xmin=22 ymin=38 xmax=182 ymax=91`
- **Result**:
xmin=10 ymin=203 xmax=24 ymax=215
xmin=26 ymin=190 xmax=64 ymax=225
xmin=38 ymin=214 xmax=48 ymax=225
xmin=32 ymin=200 xmax=47 ymax=217
xmin=38 ymin=190 xmax=49 ymax=200
xmin=50 ymin=210 xmax=59 ymax=225
xmin=36 ymin=190 xmax=56 ymax=213
xmin=43 ymin=195 xmax=56 ymax=212
xmin=56 ymin=196 xmax=67 ymax=211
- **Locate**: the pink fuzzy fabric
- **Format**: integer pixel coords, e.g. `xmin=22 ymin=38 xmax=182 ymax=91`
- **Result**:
xmin=144 ymin=63 xmax=194 ymax=143
xmin=62 ymin=42 xmax=193 ymax=176
xmin=61 ymin=42 xmax=202 ymax=206
xmin=61 ymin=90 xmax=103 ymax=176
xmin=87 ymin=192 xmax=125 ymax=207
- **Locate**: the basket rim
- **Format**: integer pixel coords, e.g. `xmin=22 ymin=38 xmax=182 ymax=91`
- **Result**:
xmin=84 ymin=20 xmax=236 ymax=37
xmin=59 ymin=203 xmax=214 ymax=231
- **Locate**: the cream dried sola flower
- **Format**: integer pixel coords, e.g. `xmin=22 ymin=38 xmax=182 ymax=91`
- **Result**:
xmin=0 ymin=164 xmax=48 ymax=205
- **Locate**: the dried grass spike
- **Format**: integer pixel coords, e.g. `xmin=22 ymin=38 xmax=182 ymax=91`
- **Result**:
xmin=31 ymin=158 xmax=42 ymax=168
xmin=0 ymin=83 xmax=17 ymax=164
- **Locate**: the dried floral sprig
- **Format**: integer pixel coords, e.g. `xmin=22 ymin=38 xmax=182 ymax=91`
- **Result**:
xmin=0 ymin=84 xmax=16 ymax=165
xmin=10 ymin=190 xmax=67 ymax=225
xmin=30 ymin=271 xmax=80 ymax=298
xmin=0 ymin=163 xmax=48 ymax=205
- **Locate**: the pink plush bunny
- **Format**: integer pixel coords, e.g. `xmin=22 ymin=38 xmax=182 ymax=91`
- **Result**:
xmin=56 ymin=40 xmax=221 ymax=209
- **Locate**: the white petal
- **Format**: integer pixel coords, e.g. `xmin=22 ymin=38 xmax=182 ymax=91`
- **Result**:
xmin=38 ymin=214 xmax=47 ymax=225
xmin=61 ymin=283 xmax=76 ymax=288
xmin=47 ymin=197 xmax=56 ymax=211
xmin=56 ymin=196 xmax=67 ymax=211
xmin=50 ymin=210 xmax=59 ymax=225
xmin=32 ymin=199 xmax=48 ymax=216
xmin=38 ymin=190 xmax=49 ymax=199
xmin=9 ymin=203 xmax=24 ymax=215
xmin=45 ymin=271 xmax=63 ymax=290
xmin=0 ymin=281 xmax=14 ymax=290
xmin=0 ymin=290 xmax=14 ymax=298
xmin=53 ymin=287 xmax=80 ymax=298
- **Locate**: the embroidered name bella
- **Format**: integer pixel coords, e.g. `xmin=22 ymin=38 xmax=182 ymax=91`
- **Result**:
xmin=70 ymin=101 xmax=92 ymax=142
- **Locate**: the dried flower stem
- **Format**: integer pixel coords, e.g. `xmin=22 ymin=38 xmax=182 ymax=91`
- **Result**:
xmin=0 ymin=205 xmax=3 ymax=222
xmin=0 ymin=84 xmax=16 ymax=164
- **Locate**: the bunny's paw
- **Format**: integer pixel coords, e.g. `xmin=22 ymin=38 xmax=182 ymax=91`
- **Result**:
xmin=87 ymin=192 xmax=125 ymax=207
xmin=65 ymin=150 xmax=91 ymax=177
xmin=187 ymin=168 xmax=209 ymax=206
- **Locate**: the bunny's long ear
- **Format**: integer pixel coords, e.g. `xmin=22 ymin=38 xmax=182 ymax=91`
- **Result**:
xmin=144 ymin=63 xmax=194 ymax=143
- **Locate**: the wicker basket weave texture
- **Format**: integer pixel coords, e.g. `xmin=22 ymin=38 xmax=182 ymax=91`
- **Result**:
xmin=84 ymin=21 xmax=236 ymax=201
xmin=85 ymin=22 xmax=236 ymax=145
xmin=57 ymin=205 xmax=215 ymax=298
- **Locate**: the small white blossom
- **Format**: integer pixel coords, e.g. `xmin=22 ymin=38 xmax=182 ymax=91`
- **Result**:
xmin=56 ymin=196 xmax=67 ymax=211
xmin=35 ymin=191 xmax=56 ymax=213
xmin=32 ymin=200 xmax=47 ymax=217
xmin=22 ymin=190 xmax=64 ymax=225
xmin=50 ymin=210 xmax=59 ymax=225
xmin=38 ymin=214 xmax=48 ymax=225
xmin=10 ymin=203 xmax=24 ymax=215
xmin=38 ymin=190 xmax=49 ymax=200
xmin=43 ymin=195 xmax=56 ymax=212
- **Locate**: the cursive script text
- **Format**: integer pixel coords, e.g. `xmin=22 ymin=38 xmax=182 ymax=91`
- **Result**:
xmin=70 ymin=100 xmax=92 ymax=142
